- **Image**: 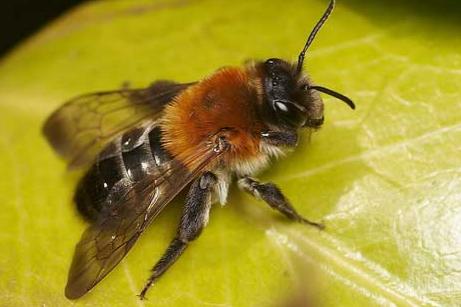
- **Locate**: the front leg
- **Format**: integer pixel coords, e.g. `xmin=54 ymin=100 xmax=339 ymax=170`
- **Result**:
xmin=238 ymin=176 xmax=324 ymax=230
xmin=139 ymin=172 xmax=217 ymax=299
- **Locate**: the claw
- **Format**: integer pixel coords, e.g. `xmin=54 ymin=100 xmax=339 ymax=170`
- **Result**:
xmin=300 ymin=217 xmax=325 ymax=230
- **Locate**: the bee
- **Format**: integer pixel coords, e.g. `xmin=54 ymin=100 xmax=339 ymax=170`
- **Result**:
xmin=43 ymin=0 xmax=355 ymax=300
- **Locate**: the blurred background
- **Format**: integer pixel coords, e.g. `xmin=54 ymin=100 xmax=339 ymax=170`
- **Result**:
xmin=1 ymin=0 xmax=459 ymax=59
xmin=0 ymin=0 xmax=86 ymax=57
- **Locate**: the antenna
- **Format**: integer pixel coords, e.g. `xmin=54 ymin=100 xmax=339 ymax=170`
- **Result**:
xmin=296 ymin=0 xmax=335 ymax=74
xmin=309 ymin=85 xmax=356 ymax=109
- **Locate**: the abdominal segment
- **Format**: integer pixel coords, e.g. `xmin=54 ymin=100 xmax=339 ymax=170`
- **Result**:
xmin=74 ymin=125 xmax=175 ymax=222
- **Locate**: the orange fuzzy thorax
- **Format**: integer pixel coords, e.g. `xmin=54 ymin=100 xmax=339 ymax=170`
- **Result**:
xmin=161 ymin=66 xmax=266 ymax=171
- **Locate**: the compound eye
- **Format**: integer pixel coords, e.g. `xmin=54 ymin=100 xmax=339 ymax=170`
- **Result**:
xmin=274 ymin=101 xmax=289 ymax=112
xmin=273 ymin=100 xmax=307 ymax=128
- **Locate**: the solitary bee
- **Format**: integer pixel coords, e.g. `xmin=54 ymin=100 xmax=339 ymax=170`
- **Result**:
xmin=44 ymin=0 xmax=354 ymax=300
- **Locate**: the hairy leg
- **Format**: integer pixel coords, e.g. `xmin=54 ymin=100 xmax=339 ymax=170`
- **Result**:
xmin=238 ymin=176 xmax=324 ymax=229
xmin=139 ymin=172 xmax=217 ymax=299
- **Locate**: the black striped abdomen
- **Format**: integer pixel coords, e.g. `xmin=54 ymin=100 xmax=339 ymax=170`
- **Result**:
xmin=74 ymin=125 xmax=172 ymax=222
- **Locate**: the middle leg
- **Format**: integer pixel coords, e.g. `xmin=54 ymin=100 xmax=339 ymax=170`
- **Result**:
xmin=139 ymin=171 xmax=217 ymax=299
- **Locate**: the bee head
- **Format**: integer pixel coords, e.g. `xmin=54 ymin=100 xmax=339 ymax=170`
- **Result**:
xmin=261 ymin=0 xmax=354 ymax=130
xmin=262 ymin=58 xmax=325 ymax=129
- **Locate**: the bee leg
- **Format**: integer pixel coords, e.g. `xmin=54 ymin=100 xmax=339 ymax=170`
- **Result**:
xmin=139 ymin=172 xmax=217 ymax=300
xmin=238 ymin=176 xmax=324 ymax=230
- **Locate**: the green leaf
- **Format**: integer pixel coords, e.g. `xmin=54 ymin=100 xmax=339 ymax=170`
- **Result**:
xmin=1 ymin=0 xmax=460 ymax=306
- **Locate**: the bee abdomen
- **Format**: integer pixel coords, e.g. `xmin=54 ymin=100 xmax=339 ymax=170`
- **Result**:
xmin=74 ymin=125 xmax=172 ymax=222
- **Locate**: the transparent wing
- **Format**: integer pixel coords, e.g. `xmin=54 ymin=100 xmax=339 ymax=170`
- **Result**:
xmin=43 ymin=81 xmax=193 ymax=168
xmin=64 ymin=138 xmax=229 ymax=299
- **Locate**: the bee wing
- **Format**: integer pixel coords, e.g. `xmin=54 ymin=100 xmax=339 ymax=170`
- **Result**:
xmin=64 ymin=138 xmax=228 ymax=299
xmin=43 ymin=81 xmax=194 ymax=169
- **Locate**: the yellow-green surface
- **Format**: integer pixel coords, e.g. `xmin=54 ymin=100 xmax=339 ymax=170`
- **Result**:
xmin=1 ymin=0 xmax=460 ymax=306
